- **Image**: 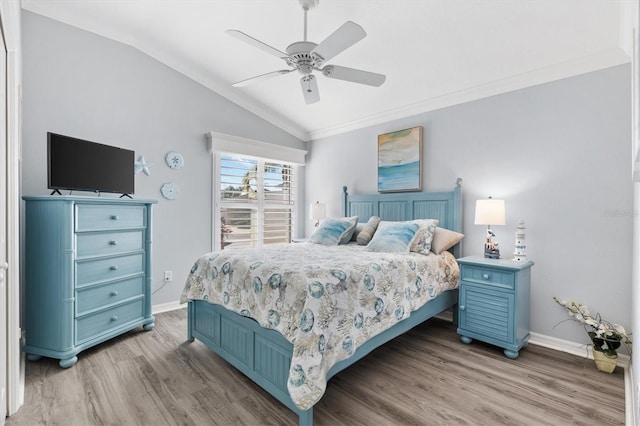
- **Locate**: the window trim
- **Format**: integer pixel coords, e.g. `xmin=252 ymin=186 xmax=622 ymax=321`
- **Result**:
xmin=208 ymin=132 xmax=306 ymax=251
xmin=207 ymin=131 xmax=307 ymax=165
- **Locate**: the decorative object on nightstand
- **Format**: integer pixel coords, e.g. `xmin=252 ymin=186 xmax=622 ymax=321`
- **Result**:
xmin=310 ymin=201 xmax=326 ymax=227
xmin=474 ymin=197 xmax=505 ymax=259
xmin=134 ymin=155 xmax=152 ymax=175
xmin=553 ymin=298 xmax=631 ymax=373
xmin=165 ymin=151 xmax=184 ymax=169
xmin=457 ymin=256 xmax=534 ymax=359
xmin=513 ymin=220 xmax=527 ymax=261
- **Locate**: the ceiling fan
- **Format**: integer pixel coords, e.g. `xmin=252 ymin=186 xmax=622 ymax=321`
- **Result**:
xmin=226 ymin=0 xmax=386 ymax=104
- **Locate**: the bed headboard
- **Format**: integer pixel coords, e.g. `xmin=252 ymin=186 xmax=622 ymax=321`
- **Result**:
xmin=343 ymin=178 xmax=463 ymax=255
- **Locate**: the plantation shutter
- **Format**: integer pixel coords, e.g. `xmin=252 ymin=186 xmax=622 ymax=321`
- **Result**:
xmin=208 ymin=132 xmax=306 ymax=251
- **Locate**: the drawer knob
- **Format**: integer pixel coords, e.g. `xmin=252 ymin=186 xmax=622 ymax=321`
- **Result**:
xmin=111 ymin=291 xmax=119 ymax=297
xmin=109 ymin=265 xmax=119 ymax=271
xmin=110 ymin=316 xmax=118 ymax=322
xmin=460 ymin=305 xmax=466 ymax=311
xmin=109 ymin=240 xmax=118 ymax=246
xmin=111 ymin=215 xmax=120 ymax=220
xmin=482 ymin=273 xmax=490 ymax=280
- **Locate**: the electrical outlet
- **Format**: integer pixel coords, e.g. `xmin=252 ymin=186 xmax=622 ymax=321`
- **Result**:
xmin=164 ymin=271 xmax=173 ymax=282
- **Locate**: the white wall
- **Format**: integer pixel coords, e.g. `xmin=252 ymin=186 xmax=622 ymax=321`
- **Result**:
xmin=20 ymin=11 xmax=305 ymax=306
xmin=306 ymin=64 xmax=633 ymax=346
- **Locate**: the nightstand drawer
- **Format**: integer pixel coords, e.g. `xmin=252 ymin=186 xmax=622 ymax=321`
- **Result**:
xmin=76 ymin=230 xmax=144 ymax=259
xmin=76 ymin=276 xmax=145 ymax=316
xmin=75 ymin=298 xmax=144 ymax=343
xmin=76 ymin=253 xmax=144 ymax=287
xmin=76 ymin=204 xmax=146 ymax=231
xmin=460 ymin=264 xmax=515 ymax=289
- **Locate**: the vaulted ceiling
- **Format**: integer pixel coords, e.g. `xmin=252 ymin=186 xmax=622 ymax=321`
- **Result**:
xmin=21 ymin=0 xmax=633 ymax=141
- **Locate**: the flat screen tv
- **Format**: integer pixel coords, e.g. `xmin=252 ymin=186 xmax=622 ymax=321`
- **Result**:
xmin=47 ymin=132 xmax=135 ymax=196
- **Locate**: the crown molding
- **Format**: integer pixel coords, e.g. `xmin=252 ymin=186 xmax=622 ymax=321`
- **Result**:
xmin=307 ymin=48 xmax=630 ymax=141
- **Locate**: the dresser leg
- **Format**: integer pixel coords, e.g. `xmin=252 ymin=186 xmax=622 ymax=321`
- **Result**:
xmin=26 ymin=354 xmax=41 ymax=362
xmin=59 ymin=356 xmax=78 ymax=368
xmin=143 ymin=322 xmax=155 ymax=331
xmin=503 ymin=349 xmax=519 ymax=359
xmin=459 ymin=335 xmax=472 ymax=344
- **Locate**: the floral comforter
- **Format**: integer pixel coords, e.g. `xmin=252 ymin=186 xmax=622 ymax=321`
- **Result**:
xmin=180 ymin=243 xmax=459 ymax=410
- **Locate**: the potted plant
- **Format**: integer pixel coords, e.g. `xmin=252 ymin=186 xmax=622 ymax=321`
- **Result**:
xmin=553 ymin=297 xmax=632 ymax=373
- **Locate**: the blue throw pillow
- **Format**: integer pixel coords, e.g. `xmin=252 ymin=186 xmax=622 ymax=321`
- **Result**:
xmin=309 ymin=216 xmax=358 ymax=245
xmin=366 ymin=221 xmax=420 ymax=253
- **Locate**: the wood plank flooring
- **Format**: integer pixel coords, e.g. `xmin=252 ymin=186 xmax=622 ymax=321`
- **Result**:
xmin=7 ymin=308 xmax=624 ymax=425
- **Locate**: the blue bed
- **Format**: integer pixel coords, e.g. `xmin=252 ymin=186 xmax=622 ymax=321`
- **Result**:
xmin=185 ymin=179 xmax=462 ymax=425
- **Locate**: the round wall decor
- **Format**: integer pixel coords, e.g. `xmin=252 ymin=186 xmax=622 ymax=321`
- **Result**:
xmin=160 ymin=182 xmax=180 ymax=200
xmin=165 ymin=151 xmax=184 ymax=169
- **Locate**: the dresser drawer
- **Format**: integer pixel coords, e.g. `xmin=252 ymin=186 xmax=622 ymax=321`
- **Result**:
xmin=76 ymin=276 xmax=145 ymax=316
xmin=75 ymin=298 xmax=144 ymax=343
xmin=460 ymin=264 xmax=515 ymax=289
xmin=76 ymin=230 xmax=143 ymax=259
xmin=76 ymin=204 xmax=145 ymax=231
xmin=76 ymin=253 xmax=144 ymax=287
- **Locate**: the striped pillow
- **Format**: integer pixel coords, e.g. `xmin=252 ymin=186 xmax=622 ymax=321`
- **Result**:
xmin=356 ymin=216 xmax=381 ymax=245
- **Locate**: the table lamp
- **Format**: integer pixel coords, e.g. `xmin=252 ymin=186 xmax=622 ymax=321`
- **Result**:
xmin=310 ymin=201 xmax=326 ymax=227
xmin=474 ymin=197 xmax=506 ymax=258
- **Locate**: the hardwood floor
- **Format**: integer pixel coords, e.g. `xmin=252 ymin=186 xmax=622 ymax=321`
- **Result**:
xmin=7 ymin=308 xmax=625 ymax=425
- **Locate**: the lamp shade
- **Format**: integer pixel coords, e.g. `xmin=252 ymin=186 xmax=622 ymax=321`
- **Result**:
xmin=474 ymin=199 xmax=506 ymax=225
xmin=309 ymin=202 xmax=326 ymax=221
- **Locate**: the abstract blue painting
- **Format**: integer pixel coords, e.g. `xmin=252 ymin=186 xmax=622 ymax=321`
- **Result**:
xmin=378 ymin=126 xmax=422 ymax=192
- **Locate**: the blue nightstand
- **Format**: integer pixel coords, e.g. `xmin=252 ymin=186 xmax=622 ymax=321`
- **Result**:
xmin=456 ymin=256 xmax=534 ymax=359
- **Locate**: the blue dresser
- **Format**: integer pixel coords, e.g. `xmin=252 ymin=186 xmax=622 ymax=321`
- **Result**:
xmin=23 ymin=196 xmax=157 ymax=368
xmin=457 ymin=256 xmax=534 ymax=359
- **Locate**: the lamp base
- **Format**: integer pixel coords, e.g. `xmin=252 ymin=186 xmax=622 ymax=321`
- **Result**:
xmin=484 ymin=242 xmax=500 ymax=259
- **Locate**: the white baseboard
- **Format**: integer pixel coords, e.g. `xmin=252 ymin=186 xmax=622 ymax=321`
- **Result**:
xmin=152 ymin=300 xmax=186 ymax=314
xmin=626 ymin=362 xmax=635 ymax=426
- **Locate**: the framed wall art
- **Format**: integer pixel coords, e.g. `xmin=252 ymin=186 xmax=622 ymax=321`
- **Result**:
xmin=377 ymin=126 xmax=423 ymax=192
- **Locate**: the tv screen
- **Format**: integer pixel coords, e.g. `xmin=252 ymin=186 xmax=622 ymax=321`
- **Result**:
xmin=47 ymin=132 xmax=135 ymax=195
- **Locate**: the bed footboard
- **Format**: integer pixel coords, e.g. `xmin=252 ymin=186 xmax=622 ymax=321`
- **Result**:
xmin=187 ymin=300 xmax=312 ymax=425
xmin=187 ymin=289 xmax=458 ymax=426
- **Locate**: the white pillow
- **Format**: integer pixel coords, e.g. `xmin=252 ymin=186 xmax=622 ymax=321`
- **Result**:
xmin=431 ymin=227 xmax=464 ymax=254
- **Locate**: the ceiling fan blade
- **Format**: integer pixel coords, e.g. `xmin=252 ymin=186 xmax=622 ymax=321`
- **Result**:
xmin=226 ymin=29 xmax=289 ymax=59
xmin=300 ymin=75 xmax=320 ymax=104
xmin=322 ymin=65 xmax=386 ymax=87
xmin=232 ymin=69 xmax=293 ymax=87
xmin=310 ymin=21 xmax=366 ymax=64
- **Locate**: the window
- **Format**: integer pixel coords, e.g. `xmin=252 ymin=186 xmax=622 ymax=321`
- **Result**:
xmin=208 ymin=131 xmax=307 ymax=251
xmin=217 ymin=154 xmax=297 ymax=250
